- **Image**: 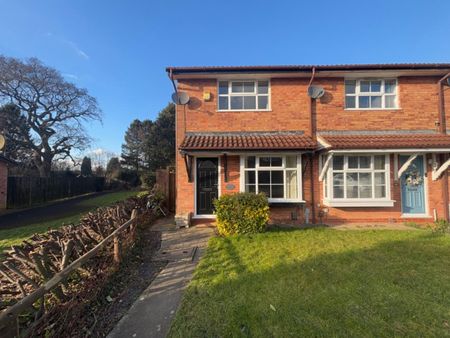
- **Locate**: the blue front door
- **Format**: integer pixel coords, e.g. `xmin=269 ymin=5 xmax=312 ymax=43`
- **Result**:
xmin=400 ymin=155 xmax=426 ymax=214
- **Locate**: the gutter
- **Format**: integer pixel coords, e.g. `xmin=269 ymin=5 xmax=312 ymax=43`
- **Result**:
xmin=308 ymin=67 xmax=317 ymax=224
xmin=437 ymin=72 xmax=450 ymax=221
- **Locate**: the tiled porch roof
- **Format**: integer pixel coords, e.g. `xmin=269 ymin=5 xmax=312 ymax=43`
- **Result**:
xmin=179 ymin=132 xmax=316 ymax=151
xmin=318 ymin=133 xmax=450 ymax=150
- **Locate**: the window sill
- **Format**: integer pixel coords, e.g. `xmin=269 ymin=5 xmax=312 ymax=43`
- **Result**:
xmin=344 ymin=108 xmax=401 ymax=111
xmin=268 ymin=199 xmax=305 ymax=204
xmin=193 ymin=214 xmax=216 ymax=219
xmin=401 ymin=214 xmax=431 ymax=219
xmin=217 ymin=109 xmax=272 ymax=113
xmin=323 ymin=199 xmax=395 ymax=207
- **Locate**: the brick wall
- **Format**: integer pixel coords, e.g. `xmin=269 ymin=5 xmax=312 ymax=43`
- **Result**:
xmin=0 ymin=162 xmax=7 ymax=209
xmin=175 ymin=74 xmax=450 ymax=224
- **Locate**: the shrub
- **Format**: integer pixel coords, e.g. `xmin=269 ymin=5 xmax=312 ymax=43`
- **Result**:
xmin=214 ymin=192 xmax=270 ymax=236
xmin=428 ymin=219 xmax=450 ymax=234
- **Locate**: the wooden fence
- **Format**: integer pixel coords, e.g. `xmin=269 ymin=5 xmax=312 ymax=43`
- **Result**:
xmin=155 ymin=166 xmax=175 ymax=212
xmin=0 ymin=204 xmax=141 ymax=337
xmin=7 ymin=176 xmax=105 ymax=209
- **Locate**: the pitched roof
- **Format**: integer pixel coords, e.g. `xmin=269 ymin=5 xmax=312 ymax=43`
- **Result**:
xmin=318 ymin=133 xmax=450 ymax=150
xmin=179 ymin=132 xmax=316 ymax=151
xmin=167 ymin=63 xmax=450 ymax=74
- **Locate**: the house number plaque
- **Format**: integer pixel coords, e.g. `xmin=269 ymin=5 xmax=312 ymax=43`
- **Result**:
xmin=225 ymin=183 xmax=235 ymax=190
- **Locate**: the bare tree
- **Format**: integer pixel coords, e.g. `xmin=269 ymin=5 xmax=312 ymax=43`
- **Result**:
xmin=0 ymin=56 xmax=102 ymax=176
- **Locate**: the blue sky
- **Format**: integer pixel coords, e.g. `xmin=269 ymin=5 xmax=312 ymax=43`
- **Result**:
xmin=1 ymin=0 xmax=449 ymax=156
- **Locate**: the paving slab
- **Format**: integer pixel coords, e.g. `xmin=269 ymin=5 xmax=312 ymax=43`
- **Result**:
xmin=107 ymin=219 xmax=214 ymax=338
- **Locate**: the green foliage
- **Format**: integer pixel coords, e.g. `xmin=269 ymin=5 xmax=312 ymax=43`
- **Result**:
xmin=120 ymin=103 xmax=175 ymax=178
xmin=121 ymin=119 xmax=153 ymax=171
xmin=80 ymin=156 xmax=92 ymax=176
xmin=428 ymin=219 xmax=450 ymax=234
xmin=118 ymin=168 xmax=141 ymax=187
xmin=106 ymin=157 xmax=121 ymax=179
xmin=0 ymin=103 xmax=32 ymax=164
xmin=214 ymin=192 xmax=269 ymax=236
xmin=144 ymin=103 xmax=175 ymax=172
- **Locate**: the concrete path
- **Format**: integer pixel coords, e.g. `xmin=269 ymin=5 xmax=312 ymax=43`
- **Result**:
xmin=107 ymin=218 xmax=214 ymax=338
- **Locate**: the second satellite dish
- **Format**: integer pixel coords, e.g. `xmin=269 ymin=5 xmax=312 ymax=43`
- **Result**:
xmin=307 ymin=85 xmax=325 ymax=99
xmin=171 ymin=91 xmax=190 ymax=105
xmin=447 ymin=77 xmax=450 ymax=86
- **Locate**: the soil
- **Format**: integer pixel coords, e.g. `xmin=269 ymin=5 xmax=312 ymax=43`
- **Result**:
xmin=46 ymin=221 xmax=168 ymax=337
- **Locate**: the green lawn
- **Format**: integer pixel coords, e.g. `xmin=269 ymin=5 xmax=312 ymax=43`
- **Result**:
xmin=0 ymin=190 xmax=138 ymax=254
xmin=169 ymin=228 xmax=450 ymax=337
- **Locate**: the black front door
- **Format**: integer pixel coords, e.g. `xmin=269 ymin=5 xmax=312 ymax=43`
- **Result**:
xmin=196 ymin=158 xmax=218 ymax=215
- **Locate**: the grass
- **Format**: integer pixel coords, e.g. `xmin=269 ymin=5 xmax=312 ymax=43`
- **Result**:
xmin=0 ymin=190 xmax=138 ymax=254
xmin=169 ymin=228 xmax=450 ymax=337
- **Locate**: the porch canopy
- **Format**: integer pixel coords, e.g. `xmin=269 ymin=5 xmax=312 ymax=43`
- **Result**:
xmin=317 ymin=132 xmax=450 ymax=181
xmin=179 ymin=131 xmax=316 ymax=182
xmin=180 ymin=131 xmax=316 ymax=152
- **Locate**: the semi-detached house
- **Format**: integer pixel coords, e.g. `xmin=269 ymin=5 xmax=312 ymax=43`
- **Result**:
xmin=166 ymin=63 xmax=450 ymax=226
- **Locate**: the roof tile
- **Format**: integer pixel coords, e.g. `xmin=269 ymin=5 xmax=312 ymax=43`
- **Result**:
xmin=180 ymin=133 xmax=316 ymax=151
xmin=319 ymin=133 xmax=450 ymax=150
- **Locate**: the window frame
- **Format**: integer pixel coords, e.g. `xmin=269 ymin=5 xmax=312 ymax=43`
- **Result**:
xmin=323 ymin=154 xmax=393 ymax=207
xmin=217 ymin=79 xmax=271 ymax=112
xmin=344 ymin=78 xmax=399 ymax=110
xmin=239 ymin=154 xmax=303 ymax=203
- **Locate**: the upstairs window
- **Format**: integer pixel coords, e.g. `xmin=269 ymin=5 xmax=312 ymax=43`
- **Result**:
xmin=345 ymin=79 xmax=398 ymax=109
xmin=218 ymin=80 xmax=270 ymax=111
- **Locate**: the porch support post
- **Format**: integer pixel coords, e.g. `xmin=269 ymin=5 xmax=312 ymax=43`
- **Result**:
xmin=432 ymin=156 xmax=450 ymax=181
xmin=397 ymin=154 xmax=418 ymax=178
xmin=223 ymin=153 xmax=228 ymax=182
xmin=319 ymin=154 xmax=332 ymax=181
xmin=183 ymin=154 xmax=194 ymax=183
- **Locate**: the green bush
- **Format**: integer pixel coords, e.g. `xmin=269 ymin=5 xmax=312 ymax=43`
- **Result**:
xmin=428 ymin=219 xmax=450 ymax=234
xmin=214 ymin=192 xmax=270 ymax=236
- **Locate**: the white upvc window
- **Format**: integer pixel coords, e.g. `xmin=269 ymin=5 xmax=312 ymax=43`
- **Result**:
xmin=218 ymin=80 xmax=270 ymax=111
xmin=323 ymin=154 xmax=393 ymax=207
xmin=240 ymin=155 xmax=302 ymax=202
xmin=345 ymin=79 xmax=398 ymax=109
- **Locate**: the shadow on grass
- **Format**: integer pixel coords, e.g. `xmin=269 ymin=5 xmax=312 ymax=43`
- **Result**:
xmin=170 ymin=230 xmax=450 ymax=337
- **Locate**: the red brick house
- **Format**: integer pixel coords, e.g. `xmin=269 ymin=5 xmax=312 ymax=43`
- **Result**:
xmin=166 ymin=64 xmax=450 ymax=226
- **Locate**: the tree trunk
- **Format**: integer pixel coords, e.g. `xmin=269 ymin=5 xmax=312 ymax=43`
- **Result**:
xmin=35 ymin=158 xmax=52 ymax=177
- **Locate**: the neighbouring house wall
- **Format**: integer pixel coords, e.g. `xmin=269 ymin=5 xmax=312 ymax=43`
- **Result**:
xmin=0 ymin=162 xmax=7 ymax=209
xmin=175 ymin=75 xmax=450 ymax=224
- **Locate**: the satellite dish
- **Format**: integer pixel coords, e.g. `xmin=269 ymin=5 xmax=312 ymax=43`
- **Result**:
xmin=307 ymin=85 xmax=325 ymax=99
xmin=171 ymin=91 xmax=190 ymax=105
xmin=446 ymin=77 xmax=450 ymax=86
xmin=0 ymin=134 xmax=4 ymax=151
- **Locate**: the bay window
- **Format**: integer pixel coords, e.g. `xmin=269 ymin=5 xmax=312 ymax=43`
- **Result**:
xmin=241 ymin=155 xmax=302 ymax=202
xmin=345 ymin=79 xmax=398 ymax=109
xmin=323 ymin=154 xmax=392 ymax=207
xmin=218 ymin=80 xmax=270 ymax=111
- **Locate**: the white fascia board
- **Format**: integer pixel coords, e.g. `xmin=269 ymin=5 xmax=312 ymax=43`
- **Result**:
xmin=329 ymin=148 xmax=450 ymax=154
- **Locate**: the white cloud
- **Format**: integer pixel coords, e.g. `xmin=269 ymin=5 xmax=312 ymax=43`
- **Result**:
xmin=46 ymin=32 xmax=90 ymax=60
xmin=63 ymin=73 xmax=78 ymax=80
xmin=64 ymin=40 xmax=89 ymax=60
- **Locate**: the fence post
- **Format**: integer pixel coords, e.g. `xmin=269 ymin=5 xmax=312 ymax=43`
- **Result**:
xmin=113 ymin=234 xmax=121 ymax=264
xmin=130 ymin=208 xmax=138 ymax=241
